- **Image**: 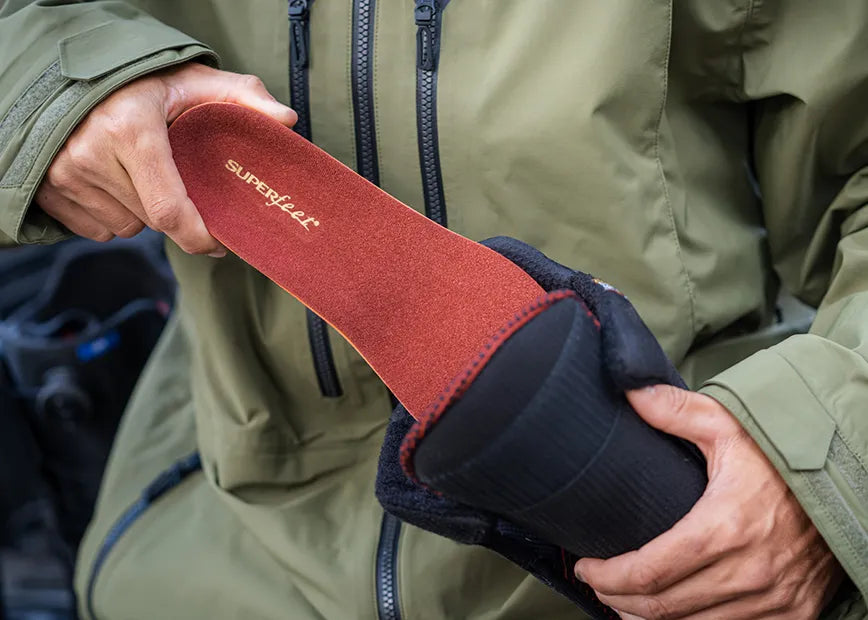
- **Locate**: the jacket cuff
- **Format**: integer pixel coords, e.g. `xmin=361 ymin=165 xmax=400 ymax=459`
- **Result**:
xmin=0 ymin=21 xmax=218 ymax=244
xmin=701 ymin=338 xmax=868 ymax=602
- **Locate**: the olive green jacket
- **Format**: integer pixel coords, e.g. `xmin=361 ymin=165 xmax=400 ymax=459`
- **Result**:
xmin=1 ymin=1 xmax=867 ymax=618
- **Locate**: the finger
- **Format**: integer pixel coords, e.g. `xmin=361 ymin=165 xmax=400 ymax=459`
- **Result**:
xmin=577 ymin=493 xmax=733 ymax=596
xmin=659 ymin=590 xmax=796 ymax=620
xmin=118 ymin=126 xmax=221 ymax=255
xmin=36 ymin=190 xmax=114 ymax=242
xmin=54 ymin=184 xmax=145 ymax=238
xmin=162 ymin=64 xmax=298 ymax=126
xmin=593 ymin=555 xmax=768 ymax=618
xmin=625 ymin=385 xmax=740 ymax=448
xmin=79 ymin=150 xmax=153 ymax=226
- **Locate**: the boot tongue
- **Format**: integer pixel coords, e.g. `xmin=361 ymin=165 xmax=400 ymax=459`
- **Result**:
xmin=168 ymin=102 xmax=544 ymax=417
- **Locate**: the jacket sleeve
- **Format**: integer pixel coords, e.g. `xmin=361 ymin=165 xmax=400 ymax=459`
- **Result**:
xmin=699 ymin=1 xmax=868 ymax=602
xmin=0 ymin=0 xmax=218 ymax=245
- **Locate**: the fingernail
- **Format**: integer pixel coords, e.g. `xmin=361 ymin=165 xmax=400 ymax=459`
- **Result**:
xmin=208 ymin=248 xmax=226 ymax=258
xmin=643 ymin=385 xmax=657 ymax=393
xmin=574 ymin=567 xmax=586 ymax=583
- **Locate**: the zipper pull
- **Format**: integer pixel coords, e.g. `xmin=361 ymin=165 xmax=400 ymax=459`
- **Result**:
xmin=289 ymin=0 xmax=310 ymax=68
xmin=415 ymin=0 xmax=439 ymax=71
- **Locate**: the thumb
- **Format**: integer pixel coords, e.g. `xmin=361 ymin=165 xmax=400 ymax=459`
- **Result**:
xmin=625 ymin=385 xmax=728 ymax=450
xmin=162 ymin=64 xmax=298 ymax=127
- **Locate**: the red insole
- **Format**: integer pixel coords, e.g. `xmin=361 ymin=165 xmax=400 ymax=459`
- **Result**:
xmin=168 ymin=103 xmax=545 ymax=417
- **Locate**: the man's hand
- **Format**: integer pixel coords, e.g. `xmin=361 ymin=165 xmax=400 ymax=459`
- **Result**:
xmin=576 ymin=386 xmax=844 ymax=619
xmin=36 ymin=63 xmax=297 ymax=255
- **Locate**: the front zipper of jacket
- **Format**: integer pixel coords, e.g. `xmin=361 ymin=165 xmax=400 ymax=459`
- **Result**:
xmin=289 ymin=0 xmax=343 ymax=398
xmin=352 ymin=0 xmax=380 ymax=185
xmin=348 ymin=1 xmax=402 ymax=617
xmin=414 ymin=0 xmax=447 ymax=226
xmin=375 ymin=511 xmax=403 ymax=620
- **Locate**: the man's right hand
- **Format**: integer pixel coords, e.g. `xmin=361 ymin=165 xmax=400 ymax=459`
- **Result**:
xmin=36 ymin=62 xmax=297 ymax=256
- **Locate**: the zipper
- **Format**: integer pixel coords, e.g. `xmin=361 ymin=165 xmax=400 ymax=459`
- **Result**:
xmin=351 ymin=0 xmax=380 ymax=185
xmin=348 ymin=1 xmax=403 ymax=616
xmin=375 ymin=512 xmax=403 ymax=620
xmin=414 ymin=0 xmax=447 ymax=226
xmin=288 ymin=0 xmax=343 ymax=398
xmin=86 ymin=453 xmax=202 ymax=620
xmin=371 ymin=3 xmax=450 ymax=615
xmin=288 ymin=0 xmax=312 ymax=140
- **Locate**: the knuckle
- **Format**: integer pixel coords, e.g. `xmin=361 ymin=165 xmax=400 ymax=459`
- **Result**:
xmin=741 ymin=559 xmax=775 ymax=592
xmin=96 ymin=106 xmax=136 ymax=139
xmin=239 ymin=73 xmax=266 ymax=91
xmin=104 ymin=114 xmax=132 ymax=139
xmin=146 ymin=198 xmax=182 ymax=231
xmin=65 ymin=139 xmax=97 ymax=170
xmin=632 ymin=564 xmax=662 ymax=595
xmin=99 ymin=114 xmax=120 ymax=138
xmin=767 ymin=583 xmax=797 ymax=611
xmin=91 ymin=228 xmax=115 ymax=243
xmin=664 ymin=385 xmax=691 ymax=416
xmin=114 ymin=218 xmax=144 ymax=238
xmin=724 ymin=514 xmax=745 ymax=541
xmin=45 ymin=160 xmax=74 ymax=188
xmin=712 ymin=513 xmax=748 ymax=549
xmin=685 ymin=532 xmax=711 ymax=557
xmin=641 ymin=596 xmax=673 ymax=620
xmin=129 ymin=131 xmax=164 ymax=159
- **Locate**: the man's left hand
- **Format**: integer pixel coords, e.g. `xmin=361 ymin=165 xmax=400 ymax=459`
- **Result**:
xmin=575 ymin=385 xmax=844 ymax=619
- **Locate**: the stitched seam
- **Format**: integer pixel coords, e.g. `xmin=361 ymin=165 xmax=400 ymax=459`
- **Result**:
xmin=399 ymin=290 xmax=588 ymax=482
xmin=807 ymin=475 xmax=861 ymax=573
xmin=776 ymin=352 xmax=836 ymax=424
xmin=733 ymin=0 xmax=756 ymax=99
xmin=830 ymin=441 xmax=868 ymax=534
xmin=804 ymin=470 xmax=868 ymax=577
xmin=835 ymin=427 xmax=868 ymax=478
xmin=654 ymin=1 xmax=697 ymax=338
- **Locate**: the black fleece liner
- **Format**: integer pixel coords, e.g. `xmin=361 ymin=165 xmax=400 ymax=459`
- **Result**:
xmin=377 ymin=236 xmax=708 ymax=618
xmin=376 ymin=406 xmax=616 ymax=619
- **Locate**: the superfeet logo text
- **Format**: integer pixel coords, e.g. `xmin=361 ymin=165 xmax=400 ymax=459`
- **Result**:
xmin=225 ymin=159 xmax=320 ymax=231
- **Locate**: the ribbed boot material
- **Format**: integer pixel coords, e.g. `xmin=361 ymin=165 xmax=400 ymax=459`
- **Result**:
xmin=413 ymin=297 xmax=706 ymax=558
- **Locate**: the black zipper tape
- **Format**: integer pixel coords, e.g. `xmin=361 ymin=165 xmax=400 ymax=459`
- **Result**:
xmin=351 ymin=0 xmax=380 ymax=185
xmin=289 ymin=0 xmax=343 ymax=398
xmin=86 ymin=453 xmax=201 ymax=619
xmin=376 ymin=511 xmax=404 ymax=620
xmin=414 ymin=0 xmax=447 ymax=227
xmin=348 ymin=2 xmax=403 ymax=617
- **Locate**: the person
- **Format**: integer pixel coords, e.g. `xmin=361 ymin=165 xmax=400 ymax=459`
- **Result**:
xmin=0 ymin=1 xmax=865 ymax=618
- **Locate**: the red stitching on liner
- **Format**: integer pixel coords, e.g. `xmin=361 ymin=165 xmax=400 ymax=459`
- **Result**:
xmin=399 ymin=289 xmax=598 ymax=483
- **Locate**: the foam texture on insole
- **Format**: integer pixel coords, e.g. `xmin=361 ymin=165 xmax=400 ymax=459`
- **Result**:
xmin=168 ymin=103 xmax=545 ymax=417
